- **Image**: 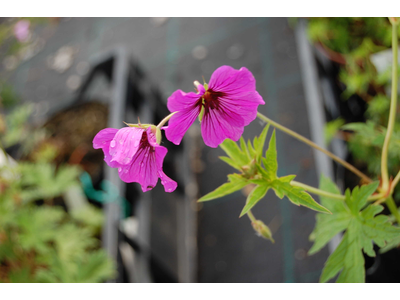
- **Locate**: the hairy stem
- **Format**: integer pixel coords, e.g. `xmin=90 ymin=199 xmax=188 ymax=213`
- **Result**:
xmin=291 ymin=180 xmax=345 ymax=200
xmin=156 ymin=111 xmax=178 ymax=129
xmin=386 ymin=196 xmax=400 ymax=225
xmin=381 ymin=22 xmax=399 ymax=192
xmin=247 ymin=210 xmax=257 ymax=223
xmin=290 ymin=180 xmax=382 ymax=201
xmin=256 ymin=112 xmax=373 ymax=184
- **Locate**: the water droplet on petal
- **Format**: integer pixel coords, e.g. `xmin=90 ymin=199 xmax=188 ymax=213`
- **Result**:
xmin=110 ymin=140 xmax=116 ymax=147
xmin=123 ymin=157 xmax=130 ymax=164
xmin=118 ymin=167 xmax=122 ymax=172
xmin=141 ymin=162 xmax=144 ymax=167
xmin=144 ymin=153 xmax=148 ymax=157
xmin=119 ymin=139 xmax=123 ymax=144
xmin=124 ymin=169 xmax=128 ymax=173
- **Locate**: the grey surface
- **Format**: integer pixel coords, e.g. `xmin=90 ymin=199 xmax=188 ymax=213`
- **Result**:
xmin=2 ymin=17 xmax=330 ymax=282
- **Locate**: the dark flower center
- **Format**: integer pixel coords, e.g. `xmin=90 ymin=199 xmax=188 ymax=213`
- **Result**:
xmin=198 ymin=89 xmax=226 ymax=113
xmin=139 ymin=131 xmax=155 ymax=153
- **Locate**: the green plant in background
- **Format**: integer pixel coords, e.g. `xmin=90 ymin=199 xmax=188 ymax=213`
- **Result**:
xmin=308 ymin=18 xmax=400 ymax=181
xmin=0 ymin=98 xmax=115 ymax=283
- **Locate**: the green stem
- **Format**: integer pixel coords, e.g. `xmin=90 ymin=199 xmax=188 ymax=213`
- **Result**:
xmin=256 ymin=112 xmax=373 ymax=184
xmin=156 ymin=111 xmax=178 ymax=130
xmin=392 ymin=171 xmax=400 ymax=194
xmin=386 ymin=196 xmax=400 ymax=225
xmin=381 ymin=22 xmax=398 ymax=192
xmin=290 ymin=180 xmax=382 ymax=201
xmin=247 ymin=210 xmax=257 ymax=223
xmin=291 ymin=180 xmax=345 ymax=200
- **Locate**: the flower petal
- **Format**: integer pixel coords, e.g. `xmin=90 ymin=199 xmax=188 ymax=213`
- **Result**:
xmin=218 ymin=93 xmax=263 ymax=126
xmin=167 ymin=89 xmax=204 ymax=112
xmin=109 ymin=127 xmax=144 ymax=165
xmin=201 ymin=107 xmax=244 ymax=148
xmin=118 ymin=145 xmax=158 ymax=192
xmin=146 ymin=127 xmax=158 ymax=148
xmin=93 ymin=128 xmax=120 ymax=168
xmin=165 ymin=89 xmax=204 ymax=145
xmin=209 ymin=66 xmax=255 ymax=94
xmin=208 ymin=66 xmax=265 ymax=126
xmin=155 ymin=146 xmax=177 ymax=193
xmin=93 ymin=128 xmax=118 ymax=149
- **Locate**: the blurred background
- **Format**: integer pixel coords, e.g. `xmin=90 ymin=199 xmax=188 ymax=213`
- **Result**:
xmin=0 ymin=17 xmax=398 ymax=283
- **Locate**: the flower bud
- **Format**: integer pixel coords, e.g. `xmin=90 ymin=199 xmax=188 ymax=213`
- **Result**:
xmin=252 ymin=220 xmax=274 ymax=243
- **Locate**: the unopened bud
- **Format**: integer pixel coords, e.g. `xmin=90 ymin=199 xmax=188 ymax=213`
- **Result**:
xmin=252 ymin=220 xmax=274 ymax=243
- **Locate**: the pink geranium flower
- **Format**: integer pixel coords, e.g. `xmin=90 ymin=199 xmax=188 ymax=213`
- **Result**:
xmin=165 ymin=66 xmax=265 ymax=148
xmin=93 ymin=126 xmax=177 ymax=193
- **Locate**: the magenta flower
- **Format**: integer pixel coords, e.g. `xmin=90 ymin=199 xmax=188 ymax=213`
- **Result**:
xmin=13 ymin=20 xmax=30 ymax=42
xmin=165 ymin=66 xmax=265 ymax=148
xmin=93 ymin=126 xmax=177 ymax=193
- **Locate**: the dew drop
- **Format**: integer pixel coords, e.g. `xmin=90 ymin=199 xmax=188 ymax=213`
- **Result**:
xmin=110 ymin=140 xmax=116 ymax=147
xmin=141 ymin=162 xmax=144 ymax=167
xmin=118 ymin=167 xmax=122 ymax=172
xmin=119 ymin=139 xmax=123 ymax=144
xmin=124 ymin=169 xmax=128 ymax=173
xmin=134 ymin=140 xmax=139 ymax=146
xmin=123 ymin=157 xmax=130 ymax=164
xmin=144 ymin=153 xmax=148 ymax=157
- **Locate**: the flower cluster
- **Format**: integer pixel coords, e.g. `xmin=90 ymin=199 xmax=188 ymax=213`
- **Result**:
xmin=93 ymin=65 xmax=264 ymax=192
xmin=93 ymin=126 xmax=177 ymax=193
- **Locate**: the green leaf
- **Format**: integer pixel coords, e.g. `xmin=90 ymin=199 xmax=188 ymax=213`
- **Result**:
xmin=311 ymin=177 xmax=400 ymax=283
xmin=247 ymin=140 xmax=256 ymax=158
xmin=240 ymin=137 xmax=250 ymax=160
xmin=320 ymin=232 xmax=365 ymax=283
xmin=239 ymin=184 xmax=271 ymax=217
xmin=220 ymin=139 xmax=248 ymax=167
xmin=219 ymin=156 xmax=241 ymax=171
xmin=309 ymin=175 xmax=351 ymax=255
xmin=198 ymin=175 xmax=248 ymax=202
xmin=271 ymin=179 xmax=331 ymax=214
xmin=74 ymin=250 xmax=115 ymax=283
xmin=255 ymin=124 xmax=270 ymax=162
xmin=324 ymin=118 xmax=345 ymax=145
xmin=264 ymin=130 xmax=278 ymax=180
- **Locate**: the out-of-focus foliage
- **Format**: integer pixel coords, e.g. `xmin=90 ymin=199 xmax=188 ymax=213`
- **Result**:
xmin=308 ymin=18 xmax=393 ymax=54
xmin=0 ymin=94 xmax=114 ymax=283
xmin=308 ymin=18 xmax=400 ymax=180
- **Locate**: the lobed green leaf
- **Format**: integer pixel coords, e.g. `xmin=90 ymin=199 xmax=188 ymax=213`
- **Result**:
xmin=198 ymin=176 xmax=248 ymax=202
xmin=219 ymin=139 xmax=248 ymax=167
xmin=312 ymin=176 xmax=400 ymax=283
xmin=239 ymin=184 xmax=271 ymax=217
